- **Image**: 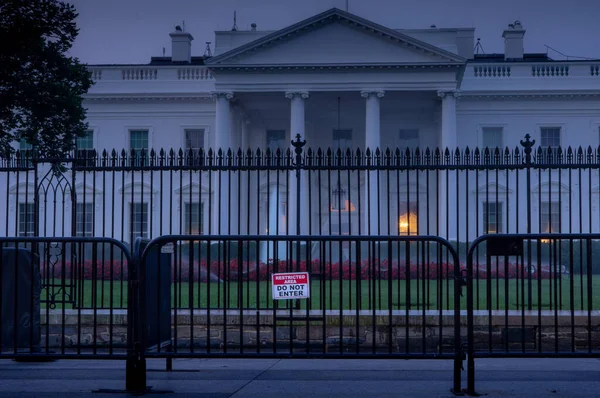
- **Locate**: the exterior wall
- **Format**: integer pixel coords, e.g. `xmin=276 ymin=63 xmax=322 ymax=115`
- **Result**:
xmin=457 ymin=97 xmax=600 ymax=150
xmin=2 ymin=11 xmax=600 ymax=249
xmin=455 ymin=95 xmax=600 ymax=244
xmin=85 ymin=100 xmax=217 ymax=151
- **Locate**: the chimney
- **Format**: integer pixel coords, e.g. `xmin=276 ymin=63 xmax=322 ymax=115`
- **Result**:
xmin=502 ymin=20 xmax=525 ymax=60
xmin=169 ymin=25 xmax=194 ymax=63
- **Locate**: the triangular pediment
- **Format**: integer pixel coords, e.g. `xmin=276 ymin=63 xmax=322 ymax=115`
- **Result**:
xmin=206 ymin=8 xmax=465 ymax=68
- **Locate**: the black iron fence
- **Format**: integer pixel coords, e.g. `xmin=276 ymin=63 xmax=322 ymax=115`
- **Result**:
xmin=3 ymin=134 xmax=600 ymax=307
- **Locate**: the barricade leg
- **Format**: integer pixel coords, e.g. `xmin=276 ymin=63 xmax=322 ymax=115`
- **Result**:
xmin=126 ymin=354 xmax=147 ymax=393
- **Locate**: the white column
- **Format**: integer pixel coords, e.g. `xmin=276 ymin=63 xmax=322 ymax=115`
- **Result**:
xmin=212 ymin=92 xmax=234 ymax=152
xmin=240 ymin=116 xmax=251 ymax=234
xmin=211 ymin=91 xmax=234 ymax=234
xmin=361 ymin=90 xmax=385 ymax=235
xmin=439 ymin=90 xmax=458 ymax=151
xmin=285 ymin=91 xmax=309 ymax=236
xmin=241 ymin=114 xmax=250 ymax=152
xmin=287 ymin=91 xmax=308 ymax=141
xmin=437 ymin=90 xmax=459 ymax=241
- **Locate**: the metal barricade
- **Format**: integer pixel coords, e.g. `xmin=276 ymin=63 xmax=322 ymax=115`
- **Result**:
xmin=137 ymin=234 xmax=466 ymax=394
xmin=0 ymin=237 xmax=145 ymax=392
xmin=465 ymin=233 xmax=600 ymax=395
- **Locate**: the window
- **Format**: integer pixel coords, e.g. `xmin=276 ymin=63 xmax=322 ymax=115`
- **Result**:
xmin=266 ymin=130 xmax=286 ymax=152
xmin=331 ymin=181 xmax=355 ymax=212
xmin=482 ymin=127 xmax=504 ymax=149
xmin=398 ymin=202 xmax=418 ymax=235
xmin=18 ymin=203 xmax=35 ymax=236
xmin=19 ymin=138 xmax=32 ymax=151
xmin=129 ymin=130 xmax=149 ymax=166
xmin=541 ymin=202 xmax=560 ymax=233
xmin=540 ymin=127 xmax=561 ymax=149
xmin=18 ymin=139 xmax=33 ymax=167
xmin=184 ymin=202 xmax=203 ymax=235
xmin=130 ymin=203 xmax=149 ymax=239
xmin=76 ymin=130 xmax=95 ymax=167
xmin=75 ymin=203 xmax=94 ymax=237
xmin=483 ymin=202 xmax=503 ymax=233
xmin=184 ymin=129 xmax=204 ymax=165
xmin=77 ymin=130 xmax=94 ymax=150
xmin=333 ymin=129 xmax=352 ymax=152
xmin=398 ymin=129 xmax=420 ymax=151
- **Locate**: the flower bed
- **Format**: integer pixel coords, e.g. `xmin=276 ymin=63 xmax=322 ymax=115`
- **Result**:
xmin=39 ymin=259 xmax=553 ymax=282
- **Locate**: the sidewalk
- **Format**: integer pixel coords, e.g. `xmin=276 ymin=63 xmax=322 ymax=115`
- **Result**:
xmin=1 ymin=357 xmax=599 ymax=397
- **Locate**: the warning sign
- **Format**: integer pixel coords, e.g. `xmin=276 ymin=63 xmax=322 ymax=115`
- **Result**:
xmin=271 ymin=272 xmax=310 ymax=300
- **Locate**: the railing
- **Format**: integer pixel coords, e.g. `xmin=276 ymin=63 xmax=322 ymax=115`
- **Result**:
xmin=177 ymin=67 xmax=213 ymax=80
xmin=465 ymin=61 xmax=600 ymax=81
xmin=122 ymin=68 xmax=158 ymax=80
xmin=88 ymin=66 xmax=214 ymax=82
xmin=473 ymin=66 xmax=511 ymax=78
xmin=531 ymin=65 xmax=569 ymax=77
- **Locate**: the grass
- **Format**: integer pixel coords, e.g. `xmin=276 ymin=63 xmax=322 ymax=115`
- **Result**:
xmin=40 ymin=275 xmax=600 ymax=312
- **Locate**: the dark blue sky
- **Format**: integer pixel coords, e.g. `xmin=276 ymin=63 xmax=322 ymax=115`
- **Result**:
xmin=68 ymin=0 xmax=600 ymax=65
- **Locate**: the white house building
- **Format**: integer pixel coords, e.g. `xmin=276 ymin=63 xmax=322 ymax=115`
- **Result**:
xmin=3 ymin=7 xmax=600 ymax=249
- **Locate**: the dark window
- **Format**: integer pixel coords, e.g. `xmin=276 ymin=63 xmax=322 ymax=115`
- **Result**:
xmin=483 ymin=202 xmax=503 ymax=233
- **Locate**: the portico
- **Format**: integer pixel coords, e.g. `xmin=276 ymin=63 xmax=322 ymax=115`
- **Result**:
xmin=210 ymin=89 xmax=457 ymax=156
xmin=202 ymin=8 xmax=465 ymax=242
xmin=206 ymin=88 xmax=458 ymax=240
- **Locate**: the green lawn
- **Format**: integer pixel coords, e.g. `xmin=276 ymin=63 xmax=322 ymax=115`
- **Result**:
xmin=41 ymin=276 xmax=600 ymax=311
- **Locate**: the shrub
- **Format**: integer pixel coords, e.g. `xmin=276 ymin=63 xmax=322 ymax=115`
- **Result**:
xmin=38 ymin=258 xmax=556 ymax=282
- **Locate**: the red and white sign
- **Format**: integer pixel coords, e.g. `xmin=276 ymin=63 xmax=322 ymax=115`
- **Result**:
xmin=271 ymin=272 xmax=310 ymax=300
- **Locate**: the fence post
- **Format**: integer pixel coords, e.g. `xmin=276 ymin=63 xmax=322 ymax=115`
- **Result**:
xmin=466 ymin=240 xmax=476 ymax=395
xmin=520 ymin=134 xmax=535 ymax=310
xmin=292 ymin=134 xmax=306 ymax=236
xmin=125 ymin=256 xmax=146 ymax=392
xmin=291 ymin=134 xmax=306 ymax=310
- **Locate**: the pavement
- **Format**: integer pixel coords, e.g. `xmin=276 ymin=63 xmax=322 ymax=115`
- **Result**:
xmin=1 ymin=357 xmax=600 ymax=397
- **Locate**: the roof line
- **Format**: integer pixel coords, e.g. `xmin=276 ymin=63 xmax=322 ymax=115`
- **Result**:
xmin=205 ymin=8 xmax=466 ymax=65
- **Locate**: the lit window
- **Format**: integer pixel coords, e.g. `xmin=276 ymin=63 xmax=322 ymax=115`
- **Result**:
xmin=398 ymin=202 xmax=418 ymax=235
xmin=331 ymin=180 xmax=355 ymax=212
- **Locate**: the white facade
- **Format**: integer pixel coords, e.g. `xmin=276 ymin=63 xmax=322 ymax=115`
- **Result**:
xmin=2 ymin=8 xmax=600 ymax=246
